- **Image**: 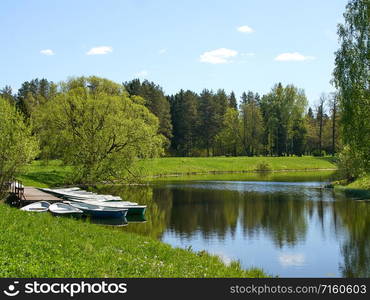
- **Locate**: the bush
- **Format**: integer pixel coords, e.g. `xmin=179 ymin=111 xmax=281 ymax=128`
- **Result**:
xmin=312 ymin=149 xmax=326 ymax=157
xmin=338 ymin=145 xmax=365 ymax=181
xmin=0 ymin=97 xmax=38 ymax=198
xmin=255 ymin=161 xmax=271 ymax=172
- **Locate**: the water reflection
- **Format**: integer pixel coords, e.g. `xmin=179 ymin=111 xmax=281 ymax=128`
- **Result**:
xmin=95 ymin=172 xmax=369 ymax=277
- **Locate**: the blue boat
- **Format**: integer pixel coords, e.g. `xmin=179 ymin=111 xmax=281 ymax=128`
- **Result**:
xmin=67 ymin=201 xmax=128 ymax=218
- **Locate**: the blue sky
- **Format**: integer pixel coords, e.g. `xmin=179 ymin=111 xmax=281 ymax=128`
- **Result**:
xmin=0 ymin=0 xmax=348 ymax=105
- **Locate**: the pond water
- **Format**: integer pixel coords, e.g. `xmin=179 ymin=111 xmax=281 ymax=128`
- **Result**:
xmin=96 ymin=171 xmax=370 ymax=277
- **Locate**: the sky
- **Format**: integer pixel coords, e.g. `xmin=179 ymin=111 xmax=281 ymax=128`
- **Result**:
xmin=0 ymin=0 xmax=348 ymax=105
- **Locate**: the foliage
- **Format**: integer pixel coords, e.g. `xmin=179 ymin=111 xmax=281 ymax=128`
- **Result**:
xmin=169 ymin=90 xmax=199 ymax=156
xmin=260 ymin=83 xmax=307 ymax=156
xmin=33 ymin=77 xmax=164 ymax=185
xmin=16 ymin=78 xmax=57 ymax=119
xmin=0 ymin=97 xmax=38 ymax=198
xmin=333 ymin=0 xmax=370 ymax=178
xmin=338 ymin=145 xmax=366 ymax=181
xmin=0 ymin=204 xmax=266 ymax=277
xmin=124 ymin=79 xmax=173 ymax=146
xmin=255 ymin=161 xmax=272 ymax=172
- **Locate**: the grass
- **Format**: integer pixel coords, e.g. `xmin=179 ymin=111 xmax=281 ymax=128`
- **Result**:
xmin=18 ymin=156 xmax=337 ymax=187
xmin=0 ymin=204 xmax=266 ymax=278
xmin=345 ymin=175 xmax=370 ymax=190
xmin=333 ymin=174 xmax=370 ymax=198
xmin=138 ymin=156 xmax=337 ymax=177
xmin=18 ymin=160 xmax=72 ymax=187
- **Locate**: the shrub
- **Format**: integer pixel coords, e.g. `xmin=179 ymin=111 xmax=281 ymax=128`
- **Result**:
xmin=255 ymin=161 xmax=271 ymax=172
xmin=338 ymin=145 xmax=365 ymax=181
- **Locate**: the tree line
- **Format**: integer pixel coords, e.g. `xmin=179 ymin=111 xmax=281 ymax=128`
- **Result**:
xmin=1 ymin=79 xmax=341 ymax=158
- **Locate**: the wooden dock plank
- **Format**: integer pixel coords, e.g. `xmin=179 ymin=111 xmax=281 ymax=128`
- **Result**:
xmin=23 ymin=187 xmax=62 ymax=203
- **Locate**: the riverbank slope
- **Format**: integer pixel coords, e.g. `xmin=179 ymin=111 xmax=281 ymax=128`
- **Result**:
xmin=0 ymin=204 xmax=265 ymax=277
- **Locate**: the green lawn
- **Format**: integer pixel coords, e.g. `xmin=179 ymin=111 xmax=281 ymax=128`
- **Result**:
xmin=0 ymin=204 xmax=266 ymax=278
xmin=138 ymin=156 xmax=337 ymax=176
xmin=333 ymin=174 xmax=370 ymax=197
xmin=345 ymin=175 xmax=370 ymax=190
xmin=18 ymin=156 xmax=337 ymax=187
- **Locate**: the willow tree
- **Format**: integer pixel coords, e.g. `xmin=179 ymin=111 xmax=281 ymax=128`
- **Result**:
xmin=333 ymin=0 xmax=369 ymax=178
xmin=33 ymin=77 xmax=164 ymax=185
xmin=0 ymin=97 xmax=38 ymax=198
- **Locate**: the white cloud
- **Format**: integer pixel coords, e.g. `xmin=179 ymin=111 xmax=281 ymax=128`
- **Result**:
xmin=135 ymin=70 xmax=149 ymax=78
xmin=158 ymin=48 xmax=167 ymax=55
xmin=274 ymin=52 xmax=315 ymax=62
xmin=40 ymin=49 xmax=55 ymax=56
xmin=200 ymin=48 xmax=238 ymax=64
xmin=278 ymin=254 xmax=305 ymax=267
xmin=86 ymin=46 xmax=113 ymax=55
xmin=237 ymin=25 xmax=254 ymax=33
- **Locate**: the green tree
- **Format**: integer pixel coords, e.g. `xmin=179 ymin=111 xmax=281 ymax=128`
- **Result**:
xmin=228 ymin=91 xmax=238 ymax=109
xmin=16 ymin=78 xmax=57 ymax=119
xmin=0 ymin=86 xmax=15 ymax=103
xmin=34 ymin=77 xmax=164 ymax=185
xmin=316 ymin=94 xmax=326 ymax=155
xmin=239 ymin=99 xmax=264 ymax=156
xmin=328 ymin=92 xmax=341 ymax=155
xmin=197 ymin=89 xmax=219 ymax=156
xmin=170 ymin=90 xmax=199 ymax=156
xmin=333 ymin=0 xmax=369 ymax=177
xmin=0 ymin=97 xmax=38 ymax=198
xmin=124 ymin=79 xmax=173 ymax=146
xmin=260 ymin=83 xmax=307 ymax=156
xmin=215 ymin=108 xmax=242 ymax=156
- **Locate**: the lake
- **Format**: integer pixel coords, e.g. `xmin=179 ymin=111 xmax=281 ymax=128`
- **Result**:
xmin=96 ymin=171 xmax=370 ymax=277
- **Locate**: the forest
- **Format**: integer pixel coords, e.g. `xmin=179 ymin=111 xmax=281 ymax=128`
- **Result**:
xmin=0 ymin=78 xmax=339 ymax=158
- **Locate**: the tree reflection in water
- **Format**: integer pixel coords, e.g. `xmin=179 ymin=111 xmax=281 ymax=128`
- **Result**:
xmin=96 ymin=176 xmax=369 ymax=277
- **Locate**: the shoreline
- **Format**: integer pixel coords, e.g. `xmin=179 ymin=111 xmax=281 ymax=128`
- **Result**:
xmin=149 ymin=168 xmax=338 ymax=178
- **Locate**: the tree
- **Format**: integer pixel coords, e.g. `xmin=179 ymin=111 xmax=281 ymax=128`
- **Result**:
xmin=228 ymin=91 xmax=238 ymax=109
xmin=0 ymin=97 xmax=38 ymax=198
xmin=239 ymin=99 xmax=264 ymax=156
xmin=328 ymin=92 xmax=340 ymax=155
xmin=170 ymin=90 xmax=199 ymax=156
xmin=260 ymin=83 xmax=307 ymax=156
xmin=333 ymin=0 xmax=369 ymax=176
xmin=16 ymin=78 xmax=57 ymax=118
xmin=215 ymin=108 xmax=242 ymax=156
xmin=198 ymin=89 xmax=219 ymax=156
xmin=316 ymin=94 xmax=326 ymax=155
xmin=34 ymin=77 xmax=164 ymax=185
xmin=124 ymin=79 xmax=173 ymax=146
xmin=0 ymin=86 xmax=14 ymax=103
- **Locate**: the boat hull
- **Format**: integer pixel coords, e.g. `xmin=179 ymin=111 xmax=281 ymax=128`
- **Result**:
xmin=68 ymin=202 xmax=128 ymax=219
xmin=82 ymin=209 xmax=127 ymax=218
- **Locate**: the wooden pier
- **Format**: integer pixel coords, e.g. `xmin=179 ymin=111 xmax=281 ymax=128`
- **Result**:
xmin=9 ymin=180 xmax=62 ymax=206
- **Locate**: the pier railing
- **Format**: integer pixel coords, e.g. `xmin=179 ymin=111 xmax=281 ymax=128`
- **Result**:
xmin=8 ymin=179 xmax=25 ymax=204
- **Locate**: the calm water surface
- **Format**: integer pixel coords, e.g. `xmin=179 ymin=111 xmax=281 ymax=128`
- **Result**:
xmin=97 ymin=172 xmax=370 ymax=277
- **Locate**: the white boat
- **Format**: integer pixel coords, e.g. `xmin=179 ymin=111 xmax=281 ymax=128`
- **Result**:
xmin=49 ymin=203 xmax=83 ymax=216
xmin=40 ymin=188 xmax=130 ymax=203
xmin=20 ymin=201 xmax=50 ymax=212
xmin=40 ymin=187 xmax=144 ymax=215
xmin=81 ymin=200 xmax=147 ymax=216
xmin=66 ymin=201 xmax=128 ymax=218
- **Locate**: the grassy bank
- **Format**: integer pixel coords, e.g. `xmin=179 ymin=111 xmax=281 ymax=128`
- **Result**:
xmin=19 ymin=156 xmax=337 ymax=187
xmin=0 ymin=204 xmax=265 ymax=277
xmin=345 ymin=175 xmax=370 ymax=190
xmin=139 ymin=156 xmax=336 ymax=176
xmin=333 ymin=174 xmax=370 ymax=198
